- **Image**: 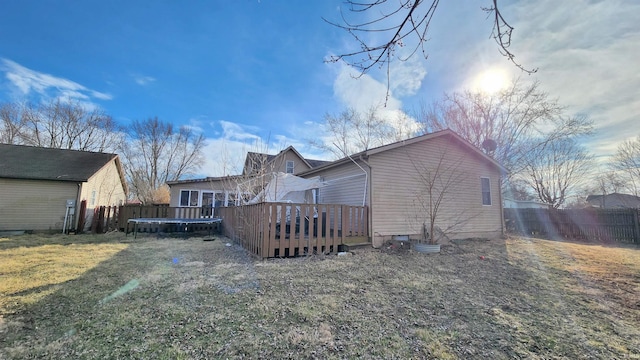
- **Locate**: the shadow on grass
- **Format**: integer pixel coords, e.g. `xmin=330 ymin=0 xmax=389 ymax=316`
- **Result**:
xmin=0 ymin=234 xmax=257 ymax=359
xmin=0 ymin=232 xmax=130 ymax=250
xmin=2 ymin=235 xmax=638 ymax=359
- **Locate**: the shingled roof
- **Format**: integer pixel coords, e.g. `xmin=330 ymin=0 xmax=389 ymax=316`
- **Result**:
xmin=0 ymin=144 xmax=120 ymax=182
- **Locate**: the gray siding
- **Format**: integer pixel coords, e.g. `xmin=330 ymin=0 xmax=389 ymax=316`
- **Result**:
xmin=369 ymin=136 xmax=503 ymax=246
xmin=0 ymin=178 xmax=78 ymax=231
xmin=310 ymin=161 xmax=370 ymax=206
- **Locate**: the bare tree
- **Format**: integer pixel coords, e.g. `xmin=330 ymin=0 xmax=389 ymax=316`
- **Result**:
xmin=0 ymin=100 xmax=122 ymax=152
xmin=593 ymin=172 xmax=627 ymax=196
xmin=403 ymin=142 xmax=486 ymax=245
xmin=0 ymin=102 xmax=28 ymax=144
xmin=503 ymin=178 xmax=535 ymax=201
xmin=310 ymin=106 xmax=416 ymax=158
xmin=324 ymin=0 xmax=536 ymax=98
xmin=120 ymin=117 xmax=205 ymax=204
xmin=419 ymin=79 xmax=593 ymax=180
xmin=612 ymin=135 xmax=640 ymax=196
xmin=522 ymin=138 xmax=593 ymax=209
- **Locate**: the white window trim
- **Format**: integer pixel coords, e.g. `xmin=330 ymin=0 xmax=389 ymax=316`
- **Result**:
xmin=90 ymin=190 xmax=97 ymax=206
xmin=201 ymin=191 xmax=214 ymax=208
xmin=179 ymin=189 xmax=200 ymax=207
xmin=481 ymin=177 xmax=492 ymax=206
xmin=286 ymin=160 xmax=295 ymax=174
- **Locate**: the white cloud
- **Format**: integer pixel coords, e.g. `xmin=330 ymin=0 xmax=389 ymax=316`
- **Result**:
xmin=328 ymin=64 xmax=422 ymax=152
xmin=133 ymin=75 xmax=156 ymax=86
xmin=506 ymin=0 xmax=640 ymax=158
xmin=389 ymin=58 xmax=428 ymax=97
xmin=197 ymin=120 xmax=319 ymax=177
xmin=1 ymin=58 xmax=113 ymax=103
xmin=219 ymin=120 xmax=261 ymax=142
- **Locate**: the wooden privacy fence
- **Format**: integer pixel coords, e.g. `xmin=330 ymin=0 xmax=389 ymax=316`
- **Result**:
xmin=90 ymin=205 xmax=120 ymax=233
xmin=217 ymin=203 xmax=369 ymax=258
xmin=117 ymin=204 xmax=216 ymax=233
xmin=504 ymin=208 xmax=640 ymax=244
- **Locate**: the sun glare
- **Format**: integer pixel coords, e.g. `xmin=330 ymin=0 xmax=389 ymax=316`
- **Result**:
xmin=474 ymin=68 xmax=509 ymax=94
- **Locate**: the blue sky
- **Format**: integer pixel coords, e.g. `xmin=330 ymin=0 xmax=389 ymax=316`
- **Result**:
xmin=1 ymin=0 xmax=638 ymax=177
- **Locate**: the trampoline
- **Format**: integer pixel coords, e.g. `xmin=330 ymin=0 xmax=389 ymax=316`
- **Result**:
xmin=127 ymin=218 xmax=222 ymax=238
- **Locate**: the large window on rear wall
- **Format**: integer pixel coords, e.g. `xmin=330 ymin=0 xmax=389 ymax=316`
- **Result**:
xmin=481 ymin=177 xmax=491 ymax=206
xmin=180 ymin=190 xmax=199 ymax=207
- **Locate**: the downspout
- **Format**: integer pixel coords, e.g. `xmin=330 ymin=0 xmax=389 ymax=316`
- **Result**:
xmin=333 ymin=144 xmax=372 ymax=244
xmin=359 ymin=154 xmax=373 ymax=244
xmin=75 ymin=183 xmax=82 ymax=232
xmin=342 ymin=152 xmax=368 ymax=207
xmin=498 ymin=177 xmax=505 ymax=236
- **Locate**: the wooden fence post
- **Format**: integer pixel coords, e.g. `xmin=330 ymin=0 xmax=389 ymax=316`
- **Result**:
xmin=633 ymin=209 xmax=640 ymax=244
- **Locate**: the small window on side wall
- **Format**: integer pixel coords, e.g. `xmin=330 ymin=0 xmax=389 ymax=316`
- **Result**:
xmin=286 ymin=160 xmax=294 ymax=174
xmin=481 ymin=177 xmax=491 ymax=205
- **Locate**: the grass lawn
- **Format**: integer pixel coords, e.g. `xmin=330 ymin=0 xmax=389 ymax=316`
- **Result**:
xmin=1 ymin=232 xmax=639 ymax=359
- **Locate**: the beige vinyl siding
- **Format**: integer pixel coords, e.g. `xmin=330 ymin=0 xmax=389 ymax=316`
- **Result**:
xmin=272 ymin=149 xmax=312 ymax=175
xmin=78 ymin=159 xmax=127 ymax=231
xmin=369 ymin=136 xmax=503 ymax=246
xmin=0 ymin=178 xmax=78 ymax=231
xmin=81 ymin=159 xmax=127 ymax=208
xmin=309 ymin=161 xmax=370 ymax=206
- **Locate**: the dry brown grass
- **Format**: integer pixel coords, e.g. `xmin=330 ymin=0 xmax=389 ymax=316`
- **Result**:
xmin=0 ymin=232 xmax=638 ymax=359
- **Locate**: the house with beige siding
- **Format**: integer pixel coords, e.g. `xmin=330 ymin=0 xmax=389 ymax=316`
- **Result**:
xmin=0 ymin=144 xmax=127 ymax=232
xmin=297 ymin=129 xmax=507 ymax=247
xmin=167 ymin=146 xmax=330 ymax=211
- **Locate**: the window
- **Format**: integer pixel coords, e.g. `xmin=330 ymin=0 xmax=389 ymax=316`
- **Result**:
xmin=481 ymin=177 xmax=491 ymax=205
xmin=90 ymin=190 xmax=97 ymax=206
xmin=214 ymin=192 xmax=225 ymax=207
xmin=286 ymin=160 xmax=294 ymax=174
xmin=202 ymin=192 xmax=214 ymax=207
xmin=227 ymin=192 xmax=237 ymax=206
xmin=180 ymin=190 xmax=199 ymax=207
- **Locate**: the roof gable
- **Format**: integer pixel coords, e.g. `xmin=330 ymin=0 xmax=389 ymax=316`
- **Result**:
xmin=242 ymin=146 xmax=328 ymax=175
xmin=0 ymin=144 xmax=119 ymax=182
xmin=299 ymin=129 xmax=507 ymax=176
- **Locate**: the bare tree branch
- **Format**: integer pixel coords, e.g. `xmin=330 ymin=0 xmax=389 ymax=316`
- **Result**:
xmin=522 ymin=137 xmax=593 ymax=208
xmin=120 ymin=117 xmax=206 ymax=204
xmin=612 ymin=135 xmax=640 ymax=196
xmin=325 ymin=0 xmax=537 ymax=103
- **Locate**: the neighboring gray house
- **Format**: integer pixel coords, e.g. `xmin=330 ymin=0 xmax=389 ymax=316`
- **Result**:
xmin=0 ymin=144 xmax=127 ymax=232
xmin=586 ymin=193 xmax=640 ymax=209
xmin=298 ymin=129 xmax=507 ymax=247
xmin=167 ymin=146 xmax=329 ymax=210
xmin=504 ymin=198 xmax=550 ymax=209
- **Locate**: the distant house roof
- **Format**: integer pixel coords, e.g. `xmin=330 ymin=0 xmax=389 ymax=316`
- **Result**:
xmin=243 ymin=146 xmax=330 ymax=176
xmin=306 ymin=158 xmax=332 ymax=168
xmin=166 ymin=175 xmax=243 ymax=186
xmin=168 ymin=146 xmax=330 ymax=186
xmin=504 ymin=198 xmax=550 ymax=209
xmin=586 ymin=193 xmax=640 ymax=209
xmin=0 ymin=143 xmax=121 ymax=183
